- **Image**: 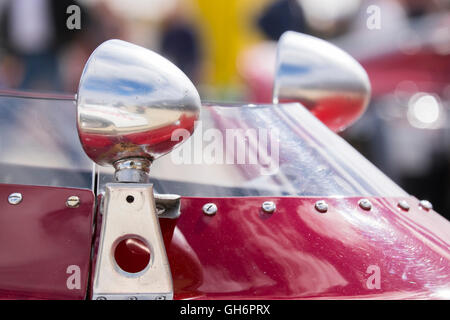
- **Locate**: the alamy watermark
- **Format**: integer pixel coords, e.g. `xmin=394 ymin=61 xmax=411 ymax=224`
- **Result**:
xmin=66 ymin=265 xmax=81 ymax=290
xmin=170 ymin=121 xmax=280 ymax=175
xmin=366 ymin=264 xmax=381 ymax=289
xmin=366 ymin=5 xmax=381 ymax=30
xmin=66 ymin=5 xmax=81 ymax=30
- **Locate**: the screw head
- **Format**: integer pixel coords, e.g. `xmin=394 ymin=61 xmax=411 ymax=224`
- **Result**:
xmin=66 ymin=196 xmax=80 ymax=208
xmin=262 ymin=201 xmax=276 ymax=213
xmin=314 ymin=200 xmax=328 ymax=213
xmin=155 ymin=296 xmax=166 ymax=300
xmin=419 ymin=200 xmax=433 ymax=211
xmin=8 ymin=193 xmax=22 ymax=205
xmin=398 ymin=200 xmax=410 ymax=211
xmin=96 ymin=296 xmax=107 ymax=300
xmin=202 ymin=203 xmax=217 ymax=216
xmin=358 ymin=199 xmax=372 ymax=211
xmin=128 ymin=296 xmax=138 ymax=300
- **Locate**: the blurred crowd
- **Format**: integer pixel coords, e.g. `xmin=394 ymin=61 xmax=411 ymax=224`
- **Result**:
xmin=0 ymin=0 xmax=449 ymax=216
xmin=0 ymin=0 xmax=448 ymax=94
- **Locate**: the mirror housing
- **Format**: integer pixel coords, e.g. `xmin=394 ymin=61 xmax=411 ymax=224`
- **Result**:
xmin=273 ymin=31 xmax=371 ymax=132
xmin=76 ymin=39 xmax=201 ymax=181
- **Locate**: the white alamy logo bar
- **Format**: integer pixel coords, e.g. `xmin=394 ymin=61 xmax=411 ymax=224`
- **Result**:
xmin=170 ymin=121 xmax=280 ymax=175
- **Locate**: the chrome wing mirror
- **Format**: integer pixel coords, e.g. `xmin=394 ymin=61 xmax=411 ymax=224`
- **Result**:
xmin=273 ymin=31 xmax=371 ymax=132
xmin=77 ymin=39 xmax=200 ymax=182
xmin=76 ymin=40 xmax=201 ymax=300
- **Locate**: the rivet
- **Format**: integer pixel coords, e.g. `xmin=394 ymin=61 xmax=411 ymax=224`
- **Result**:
xmin=128 ymin=296 xmax=138 ymax=300
xmin=96 ymin=296 xmax=107 ymax=300
xmin=314 ymin=200 xmax=328 ymax=213
xmin=397 ymin=200 xmax=410 ymax=211
xmin=419 ymin=200 xmax=432 ymax=211
xmin=203 ymin=203 xmax=217 ymax=216
xmin=66 ymin=195 xmax=80 ymax=208
xmin=262 ymin=201 xmax=276 ymax=213
xmin=155 ymin=296 xmax=166 ymax=300
xmin=358 ymin=199 xmax=372 ymax=211
xmin=8 ymin=193 xmax=22 ymax=205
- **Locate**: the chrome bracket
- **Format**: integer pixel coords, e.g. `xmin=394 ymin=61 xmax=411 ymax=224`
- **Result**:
xmin=92 ymin=183 xmax=173 ymax=300
xmin=154 ymin=193 xmax=181 ymax=219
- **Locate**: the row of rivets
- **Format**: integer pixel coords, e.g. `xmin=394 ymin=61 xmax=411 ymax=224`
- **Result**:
xmin=7 ymin=193 xmax=80 ymax=208
xmin=5 ymin=194 xmax=434 ymax=214
xmin=203 ymin=199 xmax=433 ymax=216
xmin=312 ymin=199 xmax=431 ymax=214
xmin=202 ymin=201 xmax=277 ymax=216
xmin=314 ymin=199 xmax=373 ymax=213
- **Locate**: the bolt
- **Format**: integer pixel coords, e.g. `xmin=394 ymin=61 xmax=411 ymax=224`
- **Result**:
xmin=203 ymin=203 xmax=217 ymax=216
xmin=358 ymin=199 xmax=372 ymax=211
xmin=315 ymin=200 xmax=328 ymax=213
xmin=419 ymin=200 xmax=432 ymax=211
xmin=398 ymin=200 xmax=410 ymax=211
xmin=8 ymin=193 xmax=22 ymax=205
xmin=66 ymin=195 xmax=80 ymax=208
xmin=262 ymin=201 xmax=276 ymax=213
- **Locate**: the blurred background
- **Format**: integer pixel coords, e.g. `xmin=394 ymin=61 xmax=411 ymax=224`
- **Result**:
xmin=0 ymin=0 xmax=449 ymax=217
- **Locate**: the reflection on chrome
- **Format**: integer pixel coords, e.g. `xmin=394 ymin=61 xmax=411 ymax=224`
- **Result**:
xmin=273 ymin=31 xmax=371 ymax=132
xmin=76 ymin=39 xmax=201 ymax=167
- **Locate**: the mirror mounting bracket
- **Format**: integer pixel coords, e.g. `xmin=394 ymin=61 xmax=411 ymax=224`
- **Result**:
xmin=92 ymin=183 xmax=173 ymax=300
xmin=76 ymin=39 xmax=200 ymax=301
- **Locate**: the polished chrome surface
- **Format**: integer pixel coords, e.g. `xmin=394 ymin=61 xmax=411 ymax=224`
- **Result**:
xmin=92 ymin=184 xmax=173 ymax=300
xmin=273 ymin=31 xmax=371 ymax=132
xmin=419 ymin=199 xmax=433 ymax=211
xmin=202 ymin=203 xmax=217 ymax=216
xmin=7 ymin=193 xmax=22 ymax=205
xmin=358 ymin=198 xmax=373 ymax=211
xmin=314 ymin=200 xmax=328 ymax=213
xmin=398 ymin=200 xmax=410 ymax=211
xmin=154 ymin=193 xmax=181 ymax=219
xmin=261 ymin=201 xmax=276 ymax=213
xmin=77 ymin=39 xmax=201 ymax=167
xmin=113 ymin=158 xmax=151 ymax=183
xmin=66 ymin=195 xmax=80 ymax=208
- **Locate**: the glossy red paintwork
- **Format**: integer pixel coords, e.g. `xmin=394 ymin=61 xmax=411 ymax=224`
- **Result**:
xmin=114 ymin=238 xmax=151 ymax=274
xmin=0 ymin=184 xmax=95 ymax=299
xmin=164 ymin=196 xmax=450 ymax=299
xmin=4 ymin=184 xmax=449 ymax=299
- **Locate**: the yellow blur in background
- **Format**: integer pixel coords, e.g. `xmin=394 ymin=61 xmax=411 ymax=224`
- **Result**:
xmin=194 ymin=0 xmax=271 ymax=87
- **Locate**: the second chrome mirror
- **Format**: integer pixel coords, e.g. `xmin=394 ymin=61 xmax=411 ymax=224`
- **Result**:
xmin=273 ymin=31 xmax=371 ymax=132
